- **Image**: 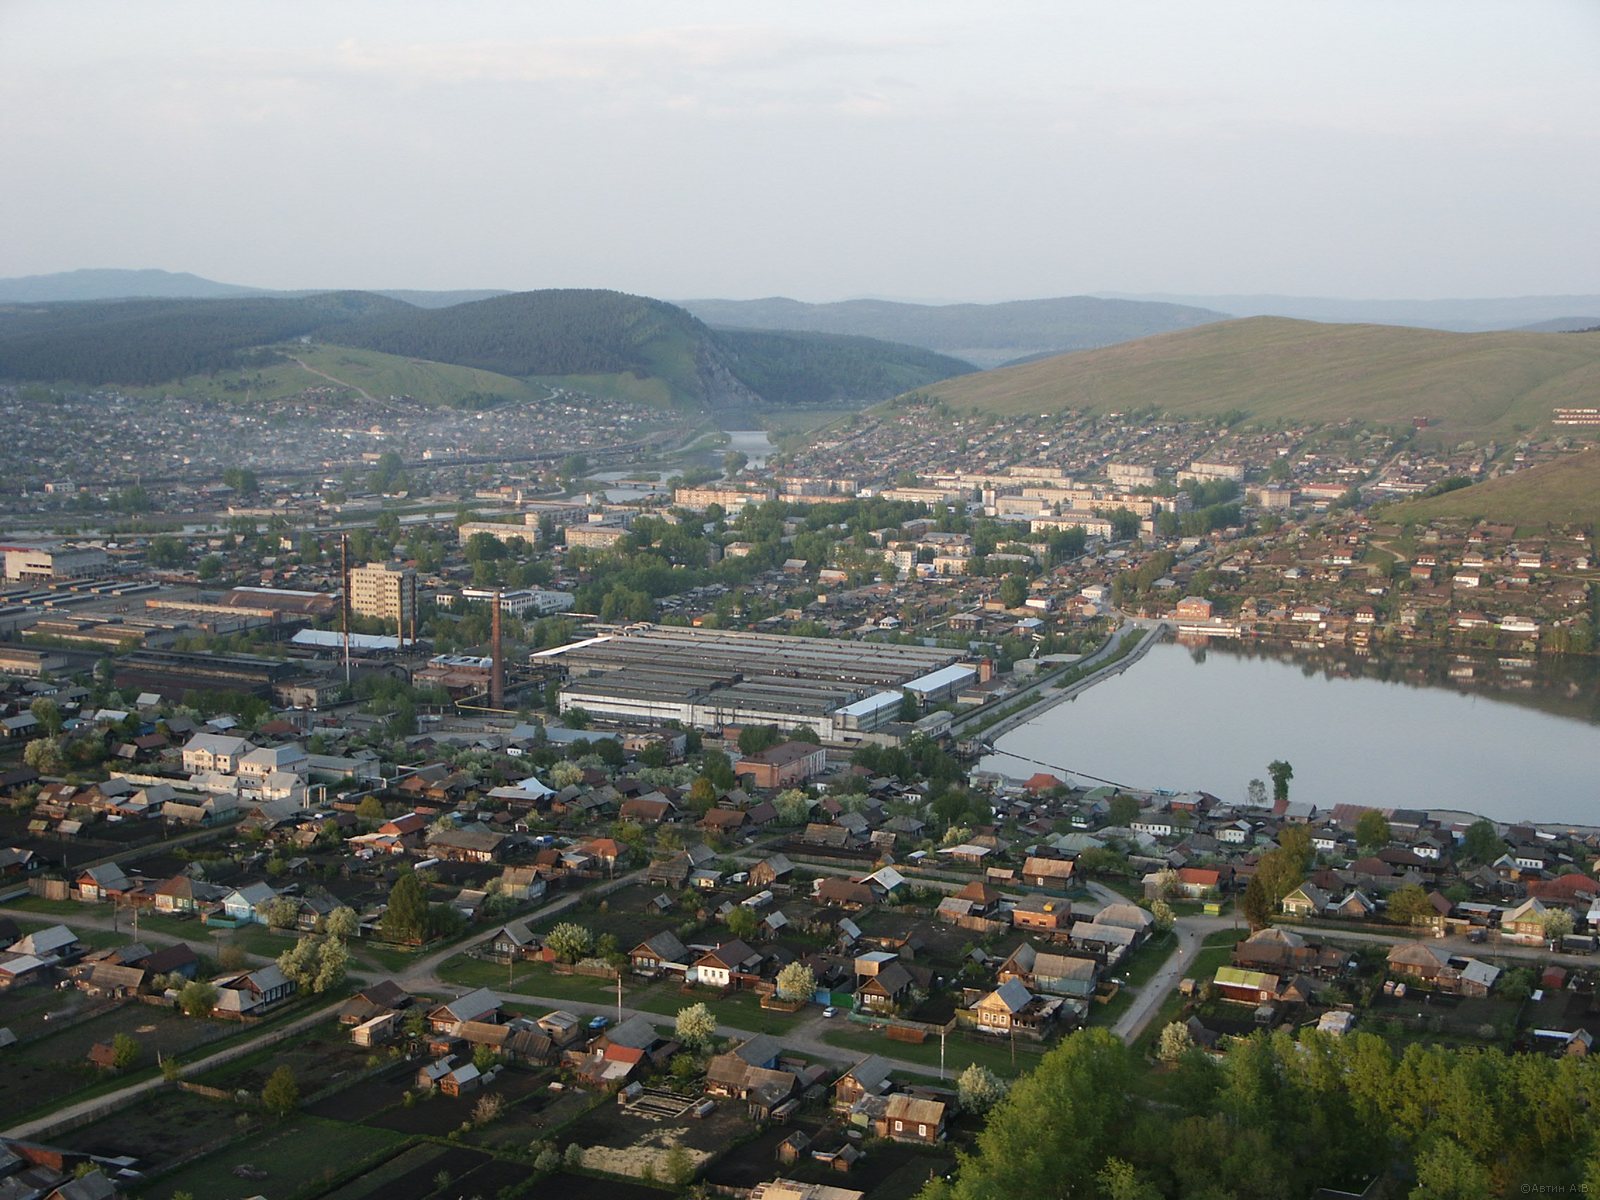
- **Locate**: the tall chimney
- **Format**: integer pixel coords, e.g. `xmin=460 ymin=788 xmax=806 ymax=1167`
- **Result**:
xmin=340 ymin=534 xmax=351 ymax=685
xmin=490 ymin=588 xmax=504 ymax=709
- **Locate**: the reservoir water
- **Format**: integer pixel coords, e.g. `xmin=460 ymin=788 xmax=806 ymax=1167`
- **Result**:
xmin=722 ymin=429 xmax=774 ymax=468
xmin=981 ymin=640 xmax=1600 ymax=826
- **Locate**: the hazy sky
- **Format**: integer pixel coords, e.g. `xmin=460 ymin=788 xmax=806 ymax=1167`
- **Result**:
xmin=3 ymin=1 xmax=1596 ymax=301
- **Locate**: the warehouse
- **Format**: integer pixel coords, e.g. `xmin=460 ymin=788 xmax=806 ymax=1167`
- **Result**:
xmin=547 ymin=626 xmax=970 ymax=742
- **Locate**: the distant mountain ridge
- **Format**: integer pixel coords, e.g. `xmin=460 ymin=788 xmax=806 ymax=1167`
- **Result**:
xmin=0 ymin=267 xmax=508 ymax=309
xmin=679 ymin=294 xmax=1228 ymax=368
xmin=0 ymin=287 xmax=975 ymax=410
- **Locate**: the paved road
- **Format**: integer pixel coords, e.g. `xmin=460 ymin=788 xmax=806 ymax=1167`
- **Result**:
xmin=1111 ymin=915 xmax=1234 ymax=1045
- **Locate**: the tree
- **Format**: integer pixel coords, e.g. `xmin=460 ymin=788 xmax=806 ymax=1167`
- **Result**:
xmin=1355 ymin=809 xmax=1391 ymax=851
xmin=383 ymin=872 xmax=429 ymax=943
xmin=663 ymin=1144 xmax=695 ymax=1187
xmin=23 ymin=736 xmax=62 ymax=774
xmin=1150 ymin=899 xmax=1175 ymax=932
xmin=1409 ymin=1136 xmax=1492 ymax=1200
xmin=1498 ymin=966 xmax=1535 ymax=1003
xmin=725 ymin=905 xmax=758 ymax=940
xmin=546 ymin=921 xmax=593 ymax=963
xmin=776 ymin=961 xmax=816 ymax=1003
xmin=1460 ymin=819 xmax=1503 ymax=865
xmin=355 ymin=795 xmax=386 ymax=823
xmin=28 ymin=697 xmax=62 ymax=736
xmin=1241 ymin=874 xmax=1273 ymax=931
xmin=265 ymin=896 xmax=299 ymax=930
xmin=277 ymin=934 xmax=347 ymax=994
xmin=772 ymin=788 xmax=812 ymax=824
xmin=1107 ymin=793 xmax=1140 ymax=827
xmin=1542 ymin=908 xmax=1576 ymax=943
xmin=1157 ymin=1021 xmax=1194 ymax=1063
xmin=675 ymin=1002 xmax=717 ymax=1050
xmin=956 ymin=1062 xmax=1007 ymax=1114
xmin=1267 ymin=760 xmax=1294 ymax=805
xmin=110 ymin=1032 xmax=140 ymax=1070
xmin=473 ymin=1042 xmax=499 ymax=1073
xmin=262 ymin=1064 xmax=299 ymax=1116
xmin=178 ymin=980 xmax=218 ymax=1018
xmin=998 ymin=574 xmax=1028 ymax=609
xmin=1386 ymin=884 xmax=1434 ymax=927
xmin=737 ymin=725 xmax=782 ymax=757
xmin=1246 ymin=778 xmax=1268 ymax=808
xmin=325 ymin=906 xmax=360 ymax=940
xmin=314 ymin=937 xmax=348 ymax=993
xmin=898 ymin=689 xmax=920 ymax=721
xmin=472 ymin=1091 xmax=505 ymax=1127
xmin=686 ymin=776 xmax=718 ymax=814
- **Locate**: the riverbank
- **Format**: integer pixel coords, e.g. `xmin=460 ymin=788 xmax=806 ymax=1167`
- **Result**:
xmin=960 ymin=621 xmax=1170 ymax=747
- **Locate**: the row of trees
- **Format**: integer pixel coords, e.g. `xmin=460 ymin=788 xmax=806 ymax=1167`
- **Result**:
xmin=921 ymin=1027 xmax=1600 ymax=1199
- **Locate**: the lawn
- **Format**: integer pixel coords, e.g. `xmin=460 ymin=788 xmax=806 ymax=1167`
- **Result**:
xmin=146 ymin=1115 xmax=406 ymax=1200
xmin=628 ymin=984 xmax=806 ymax=1036
xmin=1089 ymin=929 xmax=1177 ymax=1027
xmin=437 ymin=954 xmax=809 ymax=1036
xmin=439 ymin=954 xmax=623 ymax=1004
xmin=820 ymin=1023 xmax=1046 ymax=1080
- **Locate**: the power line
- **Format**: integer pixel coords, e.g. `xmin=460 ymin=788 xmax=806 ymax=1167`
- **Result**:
xmin=976 ymin=742 xmax=1138 ymax=792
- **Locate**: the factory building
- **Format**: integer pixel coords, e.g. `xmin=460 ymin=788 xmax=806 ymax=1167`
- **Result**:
xmin=544 ymin=627 xmax=975 ymax=742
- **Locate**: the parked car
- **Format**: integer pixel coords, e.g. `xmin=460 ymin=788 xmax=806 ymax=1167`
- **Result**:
xmin=822 ymin=1006 xmax=838 ymax=1019
xmin=588 ymin=1015 xmax=611 ymax=1032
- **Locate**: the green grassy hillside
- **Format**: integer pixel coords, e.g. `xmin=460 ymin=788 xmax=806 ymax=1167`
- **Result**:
xmin=920 ymin=317 xmax=1600 ymax=440
xmin=130 ymin=344 xmax=548 ymax=408
xmin=1381 ymin=448 xmax=1600 ymax=532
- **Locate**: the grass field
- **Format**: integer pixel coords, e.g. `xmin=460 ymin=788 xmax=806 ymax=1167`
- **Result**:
xmin=147 ymin=1115 xmax=405 ymax=1200
xmin=1380 ymin=446 xmax=1600 ymax=532
xmin=129 ymin=343 xmax=548 ymax=409
xmin=922 ymin=316 xmax=1600 ymax=441
xmin=437 ymin=953 xmax=806 ymax=1035
xmin=820 ymin=1023 xmax=1046 ymax=1080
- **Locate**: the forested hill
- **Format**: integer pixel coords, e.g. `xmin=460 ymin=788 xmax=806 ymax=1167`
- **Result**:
xmin=681 ymin=294 xmax=1228 ymax=367
xmin=714 ymin=329 xmax=974 ymax=406
xmin=0 ymin=287 xmax=976 ymax=409
xmin=0 ymin=292 xmax=409 ymax=385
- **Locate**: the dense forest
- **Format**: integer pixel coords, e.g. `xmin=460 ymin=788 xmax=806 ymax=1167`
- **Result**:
xmin=0 ymin=287 xmax=975 ymax=408
xmin=0 ymin=291 xmax=407 ymax=385
xmin=715 ymin=327 xmax=974 ymax=404
xmin=921 ymin=1027 xmax=1600 ymax=1199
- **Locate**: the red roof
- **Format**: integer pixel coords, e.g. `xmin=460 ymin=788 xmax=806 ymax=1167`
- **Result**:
xmin=1176 ymin=868 xmax=1220 ymax=886
xmin=1024 ymin=772 xmax=1064 ymax=792
xmin=604 ymin=1044 xmax=646 ymax=1065
xmin=1528 ymin=875 xmax=1600 ymax=902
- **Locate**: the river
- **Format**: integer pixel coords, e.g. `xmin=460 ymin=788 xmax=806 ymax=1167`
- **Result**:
xmin=981 ymin=639 xmax=1600 ymax=826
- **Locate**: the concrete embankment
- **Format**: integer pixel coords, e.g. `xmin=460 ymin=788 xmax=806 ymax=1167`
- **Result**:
xmin=973 ymin=621 xmax=1170 ymax=744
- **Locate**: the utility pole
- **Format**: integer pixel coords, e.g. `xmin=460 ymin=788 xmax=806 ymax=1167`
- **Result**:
xmin=617 ymin=972 xmax=623 ymax=1025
